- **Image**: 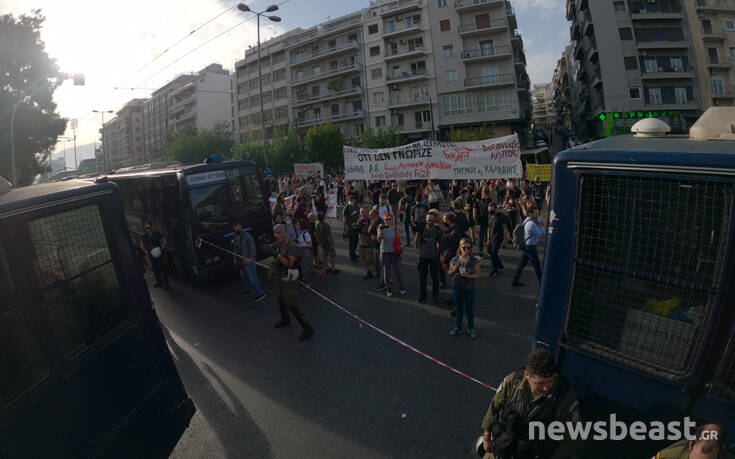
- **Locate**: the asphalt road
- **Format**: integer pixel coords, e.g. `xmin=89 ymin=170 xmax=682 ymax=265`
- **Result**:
xmin=152 ymin=216 xmax=544 ymax=459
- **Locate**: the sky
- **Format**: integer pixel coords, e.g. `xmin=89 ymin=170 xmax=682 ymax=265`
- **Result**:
xmin=3 ymin=0 xmax=569 ymax=167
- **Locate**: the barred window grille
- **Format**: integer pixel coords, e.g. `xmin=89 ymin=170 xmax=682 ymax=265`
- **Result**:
xmin=712 ymin=341 xmax=735 ymax=402
xmin=28 ymin=205 xmax=133 ymax=358
xmin=565 ymin=175 xmax=733 ymax=381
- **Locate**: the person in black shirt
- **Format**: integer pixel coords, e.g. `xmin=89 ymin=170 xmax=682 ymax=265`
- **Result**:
xmin=487 ymin=202 xmax=510 ymax=277
xmin=473 ymin=188 xmax=492 ymax=257
xmin=314 ymin=192 xmax=327 ymax=217
xmin=141 ymin=222 xmax=169 ymax=288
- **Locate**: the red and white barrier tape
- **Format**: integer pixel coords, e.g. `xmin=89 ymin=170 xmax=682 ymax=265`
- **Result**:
xmin=195 ymin=237 xmax=497 ymax=391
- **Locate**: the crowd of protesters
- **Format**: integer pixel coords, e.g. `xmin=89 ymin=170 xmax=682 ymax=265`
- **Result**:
xmin=254 ymin=173 xmax=550 ymax=340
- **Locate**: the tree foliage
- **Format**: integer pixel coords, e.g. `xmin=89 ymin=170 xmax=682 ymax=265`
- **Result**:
xmin=304 ymin=123 xmax=343 ymax=171
xmin=164 ymin=121 xmax=234 ymax=164
xmin=355 ymin=126 xmax=403 ymax=149
xmin=448 ymin=125 xmax=497 ymax=142
xmin=0 ymin=10 xmax=67 ymax=185
xmin=233 ymin=126 xmax=305 ymax=174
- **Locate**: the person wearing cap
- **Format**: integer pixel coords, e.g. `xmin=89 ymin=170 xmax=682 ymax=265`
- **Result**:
xmin=232 ymin=222 xmax=266 ymax=302
xmin=141 ymin=222 xmax=169 ymax=288
xmin=416 ymin=208 xmax=443 ymax=303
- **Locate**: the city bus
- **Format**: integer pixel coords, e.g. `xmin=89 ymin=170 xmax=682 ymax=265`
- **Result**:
xmin=103 ymin=160 xmax=273 ymax=281
xmin=0 ymin=178 xmax=194 ymax=457
xmin=534 ymin=108 xmax=735 ymax=457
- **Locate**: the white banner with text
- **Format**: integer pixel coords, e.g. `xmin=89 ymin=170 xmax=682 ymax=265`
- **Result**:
xmin=294 ymin=162 xmax=324 ymax=177
xmin=343 ymin=135 xmax=522 ymax=180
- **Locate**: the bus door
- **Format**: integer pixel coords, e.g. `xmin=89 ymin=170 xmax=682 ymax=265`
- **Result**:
xmin=227 ymin=167 xmax=272 ymax=251
xmin=0 ymin=200 xmax=165 ymax=457
xmin=184 ymin=170 xmax=236 ymax=274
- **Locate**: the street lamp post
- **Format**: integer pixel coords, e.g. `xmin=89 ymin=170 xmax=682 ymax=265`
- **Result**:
xmin=237 ymin=3 xmax=282 ymax=170
xmin=58 ymin=136 xmax=74 ymax=171
xmin=93 ymin=110 xmax=114 ymax=171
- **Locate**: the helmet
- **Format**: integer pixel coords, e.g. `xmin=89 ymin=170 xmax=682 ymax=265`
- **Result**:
xmin=150 ymin=246 xmax=162 ymax=258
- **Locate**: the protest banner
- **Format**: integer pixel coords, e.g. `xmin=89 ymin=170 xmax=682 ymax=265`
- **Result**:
xmin=343 ymin=134 xmax=522 ymax=180
xmin=526 ymin=164 xmax=552 ymax=182
xmin=326 ymin=192 xmax=338 ymax=218
xmin=294 ymin=162 xmax=324 ymax=177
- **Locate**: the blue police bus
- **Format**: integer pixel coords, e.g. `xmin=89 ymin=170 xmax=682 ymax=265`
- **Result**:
xmin=0 ymin=178 xmax=194 ymax=457
xmin=535 ymin=109 xmax=735 ymax=457
xmin=102 ymin=160 xmax=273 ymax=281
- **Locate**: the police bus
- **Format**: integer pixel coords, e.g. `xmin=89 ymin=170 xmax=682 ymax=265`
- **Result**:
xmin=0 ymin=177 xmax=194 ymax=457
xmin=102 ymin=160 xmax=273 ymax=280
xmin=534 ymin=108 xmax=735 ymax=457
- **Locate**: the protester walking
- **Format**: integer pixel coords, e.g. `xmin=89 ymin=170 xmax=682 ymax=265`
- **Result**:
xmin=474 ymin=187 xmax=492 ymax=256
xmin=377 ymin=213 xmax=406 ymax=297
xmin=487 ymin=202 xmax=510 ymax=277
xmin=141 ymin=222 xmax=169 ymax=288
xmin=512 ymin=206 xmax=546 ymax=287
xmin=296 ymin=219 xmax=315 ymax=287
xmin=315 ymin=212 xmax=339 ymax=275
xmin=232 ymin=222 xmax=266 ymax=302
xmin=448 ymin=238 xmax=481 ymax=339
xmin=343 ymin=195 xmax=360 ymax=259
xmin=399 ymin=191 xmax=415 ymax=247
xmin=416 ymin=209 xmax=443 ymax=303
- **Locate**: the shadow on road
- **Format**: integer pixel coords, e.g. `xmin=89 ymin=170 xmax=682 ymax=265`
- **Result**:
xmin=161 ymin=323 xmax=273 ymax=459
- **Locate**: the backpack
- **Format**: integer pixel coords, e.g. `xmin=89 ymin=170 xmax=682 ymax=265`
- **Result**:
xmin=512 ymin=219 xmax=530 ymax=250
xmin=412 ymin=204 xmax=427 ymax=228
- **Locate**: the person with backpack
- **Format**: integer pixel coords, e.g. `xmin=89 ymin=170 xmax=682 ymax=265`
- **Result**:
xmin=474 ymin=187 xmax=492 ymax=257
xmin=448 ymin=238 xmax=482 ymax=339
xmin=296 ymin=219 xmax=315 ymax=287
xmin=452 ymin=199 xmax=469 ymax=236
xmin=343 ymin=195 xmax=360 ymax=260
xmin=416 ymin=209 xmax=443 ymax=303
xmin=411 ymin=193 xmax=428 ymax=234
xmin=512 ymin=206 xmax=546 ymax=287
xmin=399 ymin=190 xmax=415 ymax=246
xmin=377 ymin=213 xmax=406 ymax=297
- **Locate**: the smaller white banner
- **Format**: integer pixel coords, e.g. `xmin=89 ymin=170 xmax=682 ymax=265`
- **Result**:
xmin=326 ymin=192 xmax=338 ymax=218
xmin=294 ymin=162 xmax=324 ymax=177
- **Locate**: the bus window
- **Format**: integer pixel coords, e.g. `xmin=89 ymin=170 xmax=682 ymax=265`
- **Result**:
xmin=0 ymin=244 xmax=50 ymax=410
xmin=28 ymin=205 xmax=134 ymax=359
xmin=565 ymin=175 xmax=732 ymax=380
xmin=228 ymin=168 xmax=264 ymax=208
xmin=189 ymin=183 xmax=233 ymax=233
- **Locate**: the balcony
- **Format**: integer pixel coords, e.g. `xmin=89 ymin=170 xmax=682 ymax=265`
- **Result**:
xmin=399 ymin=120 xmax=432 ymax=133
xmin=587 ymin=42 xmax=599 ymax=62
xmin=379 ymin=0 xmax=422 ymax=17
xmin=641 ymin=65 xmax=695 ymax=79
xmin=458 ymin=18 xmax=507 ymax=36
xmin=169 ymin=110 xmax=195 ymax=123
xmin=511 ymin=30 xmax=523 ymax=48
xmin=382 ymin=21 xmax=423 ymax=39
xmin=636 ymin=40 xmax=689 ymax=50
xmin=454 ymin=0 xmax=503 ymax=12
xmin=711 ymin=90 xmax=735 ymax=100
xmin=388 ymin=93 xmax=431 ymax=109
xmin=284 ymin=17 xmax=362 ymax=48
xmin=291 ymin=62 xmax=361 ymax=85
xmin=630 ymin=9 xmax=682 ymax=21
xmin=168 ymin=93 xmax=195 ymax=111
xmin=695 ymin=0 xmax=735 ymax=13
xmin=461 ymin=44 xmax=511 ymax=63
xmin=463 ymin=72 xmax=515 ymax=89
xmin=513 ymin=52 xmax=526 ymax=69
xmin=590 ymin=70 xmax=602 ymax=88
xmin=646 ymin=100 xmax=699 ymax=111
xmin=297 ymin=109 xmax=364 ymax=128
xmin=707 ymin=56 xmax=732 ymax=69
xmin=290 ymin=41 xmax=359 ymax=66
xmin=386 ymin=68 xmax=429 ymax=83
xmin=506 ymin=2 xmax=517 ymax=29
xmin=384 ymin=46 xmax=427 ymax=62
xmin=292 ymin=86 xmax=362 ymax=107
xmin=702 ymin=28 xmax=726 ymax=42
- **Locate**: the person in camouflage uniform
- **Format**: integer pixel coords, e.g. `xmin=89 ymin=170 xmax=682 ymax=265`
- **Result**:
xmin=653 ymin=424 xmax=733 ymax=459
xmin=480 ymin=349 xmax=579 ymax=459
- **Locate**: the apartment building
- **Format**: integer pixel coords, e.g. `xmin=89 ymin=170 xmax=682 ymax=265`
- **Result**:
xmin=234 ymin=0 xmax=531 ymax=144
xmin=101 ymin=98 xmax=146 ymax=169
xmin=142 ymin=74 xmax=195 ymax=161
xmin=552 ymin=46 xmax=575 ymax=130
xmin=684 ymin=0 xmax=735 ymax=106
xmin=167 ymin=64 xmax=235 ymax=134
xmin=531 ymin=83 xmax=555 ymax=130
xmin=563 ymin=0 xmax=702 ymax=138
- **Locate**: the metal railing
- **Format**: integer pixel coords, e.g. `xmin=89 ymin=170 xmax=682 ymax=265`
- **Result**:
xmin=297 ymin=109 xmax=364 ymax=127
xmin=291 ymin=62 xmax=362 ymax=84
xmin=382 ymin=21 xmax=422 ymax=35
xmin=385 ymin=46 xmax=425 ymax=58
xmin=388 ymin=93 xmax=430 ymax=106
xmin=455 ymin=0 xmax=502 ymax=8
xmin=463 ymin=73 xmax=514 ymax=88
xmin=292 ymin=86 xmax=362 ymax=104
xmin=290 ymin=41 xmax=359 ymax=65
xmin=386 ymin=68 xmax=428 ymax=81
xmin=458 ymin=18 xmax=507 ymax=33
xmin=461 ymin=45 xmax=511 ymax=59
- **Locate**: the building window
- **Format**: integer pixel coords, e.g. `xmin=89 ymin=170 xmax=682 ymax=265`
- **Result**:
xmin=443 ymin=45 xmax=453 ymax=57
xmin=348 ymin=33 xmax=357 ymax=42
xmin=368 ymin=24 xmax=379 ymax=34
xmin=371 ymin=68 xmax=382 ymax=80
xmin=619 ymin=27 xmax=633 ymax=40
xmin=375 ymin=116 xmax=386 ymax=127
xmin=437 ymin=0 xmax=447 ymax=6
xmin=629 ymin=87 xmax=641 ymax=99
xmin=613 ymin=1 xmax=625 ymax=11
xmin=441 ymin=94 xmax=473 ymax=116
xmin=370 ymin=46 xmax=380 ymax=57
xmin=445 ymin=70 xmax=457 ymax=83
xmin=729 ymin=47 xmax=735 ymax=58
xmin=674 ymin=87 xmax=688 ymax=103
xmin=624 ymin=56 xmax=638 ymax=70
xmin=725 ymin=20 xmax=735 ymax=30
xmin=712 ymin=75 xmax=725 ymax=95
xmin=439 ymin=19 xmax=451 ymax=32
xmin=373 ymin=91 xmax=384 ymax=103
xmin=647 ymin=87 xmax=662 ymax=105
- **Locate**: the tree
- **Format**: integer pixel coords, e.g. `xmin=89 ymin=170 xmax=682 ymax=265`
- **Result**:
xmin=0 ymin=10 xmax=67 ymax=185
xmin=164 ymin=121 xmax=234 ymax=163
xmin=304 ymin=123 xmax=343 ymax=171
xmin=357 ymin=126 xmax=403 ymax=149
xmin=448 ymin=124 xmax=497 ymax=142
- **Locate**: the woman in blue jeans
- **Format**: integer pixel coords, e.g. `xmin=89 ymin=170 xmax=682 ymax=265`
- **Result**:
xmin=447 ymin=238 xmax=482 ymax=339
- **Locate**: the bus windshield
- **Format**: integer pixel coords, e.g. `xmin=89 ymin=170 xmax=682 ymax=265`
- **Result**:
xmin=189 ymin=183 xmax=233 ymax=234
xmin=228 ymin=168 xmax=264 ymax=209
